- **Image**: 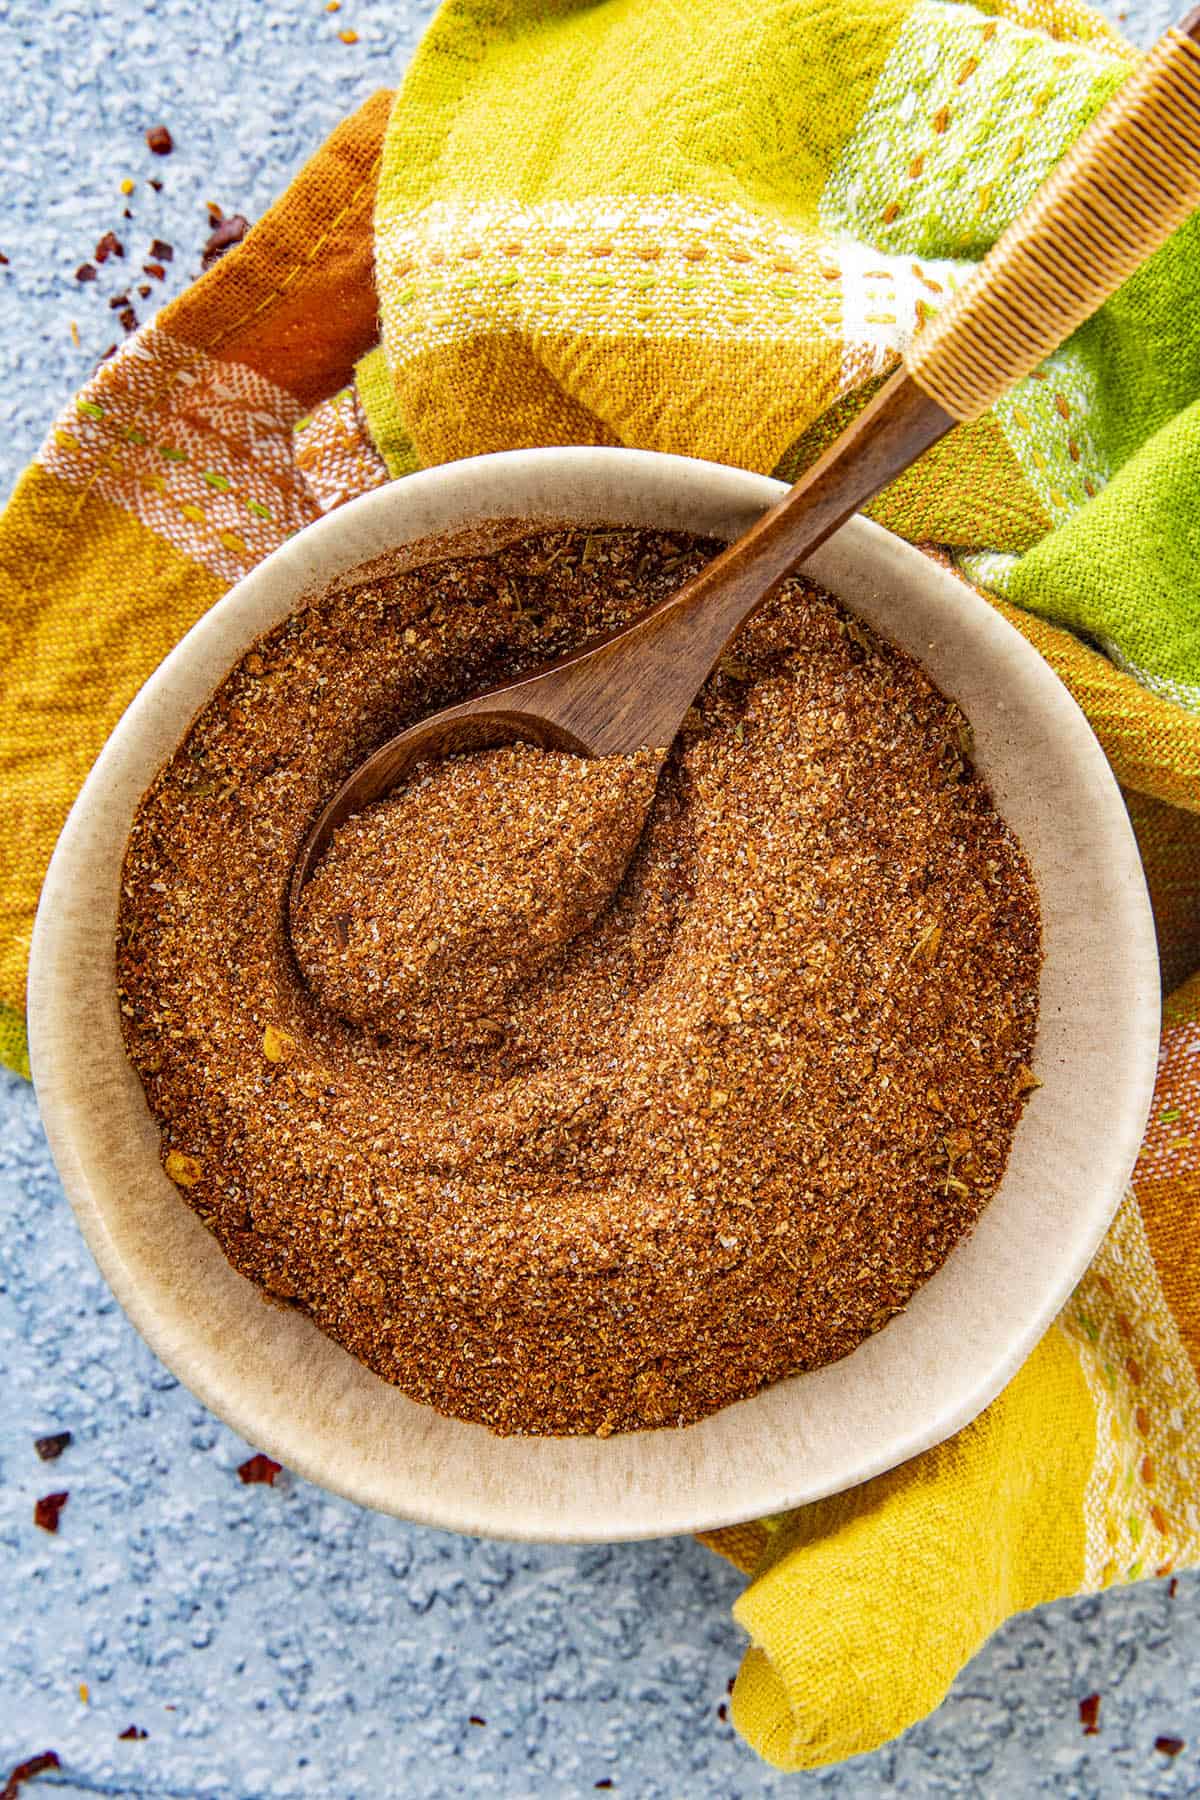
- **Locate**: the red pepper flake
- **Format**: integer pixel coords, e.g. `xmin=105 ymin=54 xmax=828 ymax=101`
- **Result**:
xmin=0 ymin=251 xmax=9 ymax=266
xmin=202 ymin=215 xmax=250 ymax=268
xmin=94 ymin=231 xmax=125 ymax=263
xmin=594 ymin=1783 xmax=613 ymax=1792
xmin=108 ymin=293 xmax=131 ymax=309
xmin=726 ymin=1676 xmax=735 ymax=1695
xmin=468 ymin=1715 xmax=486 ymax=1727
xmin=1079 ymin=1692 xmax=1101 ymax=1735
xmin=717 ymin=1701 xmax=728 ymax=1721
xmin=138 ymin=282 xmax=152 ymax=299
xmin=237 ymin=1452 xmax=282 ymax=1485
xmin=149 ymin=238 xmax=174 ymax=263
xmin=34 ymin=1492 xmax=68 ymax=1533
xmin=34 ymin=1431 xmax=71 ymax=1462
xmin=145 ymin=125 xmax=174 ymax=155
xmin=1155 ymin=1736 xmax=1185 ymax=1757
xmin=1169 ymin=1577 xmax=1179 ymax=1598
xmin=1 ymin=1750 xmax=61 ymax=1799
xmin=149 ymin=177 xmax=163 ymax=192
xmin=75 ymin=262 xmax=97 ymax=282
xmin=118 ymin=1726 xmax=148 ymax=1742
xmin=143 ymin=261 xmax=166 ymax=280
xmin=118 ymin=307 xmax=138 ymax=334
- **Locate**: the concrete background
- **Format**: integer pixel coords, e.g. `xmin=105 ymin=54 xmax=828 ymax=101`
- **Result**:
xmin=1 ymin=1 xmax=1196 ymax=1794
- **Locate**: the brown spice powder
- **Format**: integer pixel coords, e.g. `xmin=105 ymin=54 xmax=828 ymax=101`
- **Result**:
xmin=116 ymin=521 xmax=1042 ymax=1436
xmin=294 ymin=742 xmax=663 ymax=1044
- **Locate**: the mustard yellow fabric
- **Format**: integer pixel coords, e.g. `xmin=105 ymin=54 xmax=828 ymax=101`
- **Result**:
xmin=728 ymin=1329 xmax=1094 ymax=1767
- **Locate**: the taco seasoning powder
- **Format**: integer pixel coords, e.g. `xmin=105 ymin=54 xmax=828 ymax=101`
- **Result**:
xmin=116 ymin=521 xmax=1042 ymax=1436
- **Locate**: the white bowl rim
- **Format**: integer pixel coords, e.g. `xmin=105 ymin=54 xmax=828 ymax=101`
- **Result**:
xmin=28 ymin=446 xmax=1160 ymax=1542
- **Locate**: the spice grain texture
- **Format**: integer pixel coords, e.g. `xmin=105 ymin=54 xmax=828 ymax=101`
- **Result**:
xmin=117 ymin=523 xmax=1041 ymax=1435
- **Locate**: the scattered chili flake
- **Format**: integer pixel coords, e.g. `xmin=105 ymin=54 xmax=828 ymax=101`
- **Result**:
xmin=34 ymin=1492 xmax=68 ymax=1533
xmin=118 ymin=307 xmax=138 ymax=334
xmin=143 ymin=261 xmax=166 ymax=280
xmin=0 ymin=250 xmax=9 ymax=266
xmin=118 ymin=1726 xmax=148 ymax=1742
xmin=94 ymin=231 xmax=124 ymax=263
xmin=1170 ymin=1577 xmax=1179 ymax=1598
xmin=1155 ymin=1736 xmax=1185 ymax=1757
xmin=34 ymin=1431 xmax=71 ymax=1462
xmin=726 ymin=1676 xmax=735 ymax=1695
xmin=1 ymin=1751 xmax=61 ymax=1800
xmin=109 ymin=293 xmax=131 ymax=309
xmin=237 ymin=1452 xmax=282 ymax=1485
xmin=122 ymin=208 xmax=133 ymax=221
xmin=150 ymin=238 xmax=174 ymax=263
xmin=594 ymin=1783 xmax=613 ymax=1792
xmin=145 ymin=124 xmax=174 ymax=155
xmin=1079 ymin=1692 xmax=1101 ymax=1735
xmin=717 ymin=1701 xmax=728 ymax=1721
xmin=138 ymin=283 xmax=152 ymax=299
xmin=75 ymin=262 xmax=96 ymax=282
xmin=468 ymin=1716 xmax=486 ymax=1727
xmin=202 ymin=215 xmax=249 ymax=268
xmin=149 ymin=177 xmax=163 ymax=192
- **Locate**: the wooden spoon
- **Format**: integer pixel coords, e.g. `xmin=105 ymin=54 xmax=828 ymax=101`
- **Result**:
xmin=290 ymin=7 xmax=1200 ymax=921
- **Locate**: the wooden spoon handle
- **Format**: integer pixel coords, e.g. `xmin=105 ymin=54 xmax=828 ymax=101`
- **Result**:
xmin=528 ymin=368 xmax=955 ymax=754
xmin=906 ymin=11 xmax=1200 ymax=422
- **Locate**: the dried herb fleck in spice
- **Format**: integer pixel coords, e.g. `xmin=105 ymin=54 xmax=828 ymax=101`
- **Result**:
xmin=145 ymin=124 xmax=173 ymax=155
xmin=117 ymin=521 xmax=1042 ymax=1437
xmin=1079 ymin=1693 xmax=1101 ymax=1735
xmin=1155 ymin=1736 xmax=1185 ymax=1757
xmin=118 ymin=1727 xmax=148 ymax=1742
xmin=94 ymin=231 xmax=124 ymax=263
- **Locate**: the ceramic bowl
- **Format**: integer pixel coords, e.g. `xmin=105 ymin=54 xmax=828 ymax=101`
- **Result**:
xmin=28 ymin=447 xmax=1160 ymax=1541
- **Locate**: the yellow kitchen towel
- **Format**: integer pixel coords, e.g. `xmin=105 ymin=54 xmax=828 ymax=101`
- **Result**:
xmin=2 ymin=0 xmax=1199 ymax=1773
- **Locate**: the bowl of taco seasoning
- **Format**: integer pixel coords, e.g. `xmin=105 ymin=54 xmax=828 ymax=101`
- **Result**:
xmin=28 ymin=448 xmax=1159 ymax=1541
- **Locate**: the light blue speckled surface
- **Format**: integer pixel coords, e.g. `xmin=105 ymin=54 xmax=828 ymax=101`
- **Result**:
xmin=2 ymin=1 xmax=1198 ymax=1794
